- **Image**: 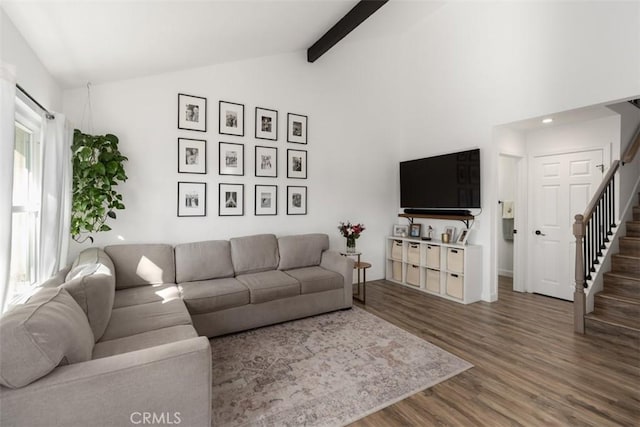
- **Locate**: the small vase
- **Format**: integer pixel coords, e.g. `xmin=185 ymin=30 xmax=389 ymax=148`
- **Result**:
xmin=346 ymin=236 xmax=357 ymax=253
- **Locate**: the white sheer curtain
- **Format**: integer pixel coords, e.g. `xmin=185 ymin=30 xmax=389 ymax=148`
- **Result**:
xmin=0 ymin=65 xmax=17 ymax=311
xmin=38 ymin=114 xmax=72 ymax=282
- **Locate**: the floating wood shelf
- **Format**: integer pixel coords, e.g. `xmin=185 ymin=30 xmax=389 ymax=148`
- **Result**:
xmin=398 ymin=213 xmax=475 ymax=228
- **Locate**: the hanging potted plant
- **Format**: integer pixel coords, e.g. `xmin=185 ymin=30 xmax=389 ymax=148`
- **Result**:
xmin=71 ymin=129 xmax=128 ymax=243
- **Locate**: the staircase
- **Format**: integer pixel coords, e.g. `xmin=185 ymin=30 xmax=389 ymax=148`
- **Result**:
xmin=584 ymin=195 xmax=640 ymax=341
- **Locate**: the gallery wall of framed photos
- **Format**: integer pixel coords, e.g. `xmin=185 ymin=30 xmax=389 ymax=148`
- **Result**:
xmin=176 ymin=92 xmax=309 ymax=218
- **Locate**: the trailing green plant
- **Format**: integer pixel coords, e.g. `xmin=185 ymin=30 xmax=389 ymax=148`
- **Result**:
xmin=71 ymin=129 xmax=128 ymax=243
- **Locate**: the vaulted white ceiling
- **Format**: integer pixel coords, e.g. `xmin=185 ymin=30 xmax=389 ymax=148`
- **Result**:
xmin=2 ymin=0 xmax=439 ymax=89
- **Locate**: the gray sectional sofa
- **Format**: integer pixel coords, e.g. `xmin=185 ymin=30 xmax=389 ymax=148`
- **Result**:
xmin=0 ymin=233 xmax=354 ymax=427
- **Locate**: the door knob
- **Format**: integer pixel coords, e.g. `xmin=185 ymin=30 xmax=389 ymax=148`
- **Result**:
xmin=535 ymin=230 xmax=546 ymax=236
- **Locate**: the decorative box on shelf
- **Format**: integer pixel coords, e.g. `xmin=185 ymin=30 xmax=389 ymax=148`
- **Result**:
xmin=384 ymin=236 xmax=482 ymax=304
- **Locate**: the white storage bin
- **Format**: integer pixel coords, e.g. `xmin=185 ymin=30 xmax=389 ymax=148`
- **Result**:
xmin=392 ymin=261 xmax=402 ymax=281
xmin=407 ymin=243 xmax=420 ymax=265
xmin=447 ymin=248 xmax=464 ymax=273
xmin=391 ymin=240 xmax=403 ymax=260
xmin=426 ymin=268 xmax=440 ymax=293
xmin=406 ymin=264 xmax=420 ymax=286
xmin=426 ymin=244 xmax=440 ymax=269
xmin=446 ymin=273 xmax=464 ymax=299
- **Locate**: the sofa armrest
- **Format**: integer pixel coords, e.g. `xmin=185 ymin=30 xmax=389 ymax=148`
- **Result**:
xmin=0 ymin=337 xmax=211 ymax=427
xmin=320 ymin=250 xmax=354 ymax=307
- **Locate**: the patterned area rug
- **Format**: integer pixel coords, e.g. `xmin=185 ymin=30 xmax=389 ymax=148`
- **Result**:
xmin=210 ymin=307 xmax=472 ymax=427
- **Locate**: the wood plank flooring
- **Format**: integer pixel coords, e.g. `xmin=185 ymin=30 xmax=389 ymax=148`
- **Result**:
xmin=349 ymin=278 xmax=639 ymax=426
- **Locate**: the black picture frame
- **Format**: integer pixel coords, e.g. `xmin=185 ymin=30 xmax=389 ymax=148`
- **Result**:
xmin=177 ymin=181 xmax=206 ymax=217
xmin=178 ymin=94 xmax=207 ymax=132
xmin=255 ymin=145 xmax=277 ymax=178
xmin=255 ymin=185 xmax=277 ymax=216
xmin=287 ymin=185 xmax=307 ymax=215
xmin=177 ymin=138 xmax=206 ymax=174
xmin=409 ymin=223 xmax=422 ymax=238
xmin=219 ymin=183 xmax=244 ymax=216
xmin=287 ymin=149 xmax=307 ymax=179
xmin=219 ymin=142 xmax=244 ymax=176
xmin=255 ymin=107 xmax=278 ymax=141
xmin=219 ymin=101 xmax=245 ymax=136
xmin=287 ymin=113 xmax=307 ymax=144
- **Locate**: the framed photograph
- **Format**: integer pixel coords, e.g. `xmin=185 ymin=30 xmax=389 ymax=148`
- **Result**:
xmin=255 ymin=107 xmax=278 ymax=141
xmin=287 ymin=186 xmax=307 ymax=215
xmin=177 ymin=182 xmax=206 ymax=217
xmin=393 ymin=224 xmax=409 ymax=237
xmin=255 ymin=185 xmax=277 ymax=216
xmin=219 ymin=101 xmax=244 ymax=136
xmin=178 ymin=94 xmax=206 ymax=132
xmin=456 ymin=228 xmax=470 ymax=245
xmin=287 ymin=113 xmax=307 ymax=144
xmin=445 ymin=226 xmax=457 ymax=242
xmin=219 ymin=142 xmax=244 ymax=176
xmin=219 ymin=183 xmax=244 ymax=216
xmin=177 ymin=138 xmax=206 ymax=174
xmin=287 ymin=149 xmax=307 ymax=179
xmin=255 ymin=145 xmax=277 ymax=178
xmin=409 ymin=223 xmax=422 ymax=238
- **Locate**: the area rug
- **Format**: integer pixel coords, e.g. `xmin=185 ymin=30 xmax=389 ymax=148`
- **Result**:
xmin=210 ymin=307 xmax=472 ymax=427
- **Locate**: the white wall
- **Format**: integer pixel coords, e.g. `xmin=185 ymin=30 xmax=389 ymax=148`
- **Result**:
xmin=60 ymin=1 xmax=640 ymax=302
xmin=62 ymin=43 xmax=404 ymax=280
xmin=0 ymin=9 xmax=62 ymax=110
xmin=390 ymin=1 xmax=640 ymax=301
xmin=525 ymin=115 xmax=620 ymax=165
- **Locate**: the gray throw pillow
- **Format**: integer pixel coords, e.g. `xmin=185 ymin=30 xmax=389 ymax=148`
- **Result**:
xmin=0 ymin=287 xmax=94 ymax=389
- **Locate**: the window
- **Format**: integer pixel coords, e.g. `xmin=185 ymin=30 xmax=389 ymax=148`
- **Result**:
xmin=7 ymin=98 xmax=43 ymax=303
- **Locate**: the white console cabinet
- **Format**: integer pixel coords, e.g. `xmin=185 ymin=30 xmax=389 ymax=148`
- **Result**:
xmin=385 ymin=236 xmax=482 ymax=304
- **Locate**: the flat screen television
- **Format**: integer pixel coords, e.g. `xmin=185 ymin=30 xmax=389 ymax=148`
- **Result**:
xmin=400 ymin=148 xmax=481 ymax=212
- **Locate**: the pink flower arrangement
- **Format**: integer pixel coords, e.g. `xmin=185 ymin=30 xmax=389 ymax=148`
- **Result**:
xmin=338 ymin=221 xmax=366 ymax=239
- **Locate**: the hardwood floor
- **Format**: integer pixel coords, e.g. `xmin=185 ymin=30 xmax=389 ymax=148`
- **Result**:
xmin=350 ymin=278 xmax=639 ymax=426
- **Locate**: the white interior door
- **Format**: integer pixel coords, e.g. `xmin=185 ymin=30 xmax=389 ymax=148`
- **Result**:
xmin=531 ymin=149 xmax=603 ymax=300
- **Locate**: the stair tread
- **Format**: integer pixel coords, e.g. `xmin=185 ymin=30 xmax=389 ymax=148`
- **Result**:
xmin=621 ymin=236 xmax=640 ymax=241
xmin=612 ymin=253 xmax=640 ymax=259
xmin=595 ymin=291 xmax=640 ymax=305
xmin=585 ymin=312 xmax=640 ymax=331
xmin=604 ymin=271 xmax=640 ymax=281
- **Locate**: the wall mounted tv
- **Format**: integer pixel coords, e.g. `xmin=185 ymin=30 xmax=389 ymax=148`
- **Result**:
xmin=400 ymin=148 xmax=481 ymax=213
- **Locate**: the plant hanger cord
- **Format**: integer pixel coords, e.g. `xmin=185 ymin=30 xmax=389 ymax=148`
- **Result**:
xmin=80 ymin=82 xmax=94 ymax=133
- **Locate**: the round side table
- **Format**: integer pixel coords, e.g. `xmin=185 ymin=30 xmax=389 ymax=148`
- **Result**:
xmin=353 ymin=261 xmax=371 ymax=303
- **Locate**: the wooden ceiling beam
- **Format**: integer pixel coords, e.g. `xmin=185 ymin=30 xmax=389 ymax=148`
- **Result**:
xmin=307 ymin=0 xmax=388 ymax=63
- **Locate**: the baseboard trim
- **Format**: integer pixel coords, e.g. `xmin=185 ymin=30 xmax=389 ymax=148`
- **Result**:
xmin=498 ymin=269 xmax=513 ymax=278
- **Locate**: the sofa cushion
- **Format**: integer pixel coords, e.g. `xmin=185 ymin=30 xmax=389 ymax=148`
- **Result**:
xmin=0 ymin=288 xmax=94 ymax=389
xmin=236 ymin=270 xmax=300 ymax=304
xmin=40 ymin=265 xmax=71 ymax=288
xmin=278 ymin=233 xmax=329 ymax=271
xmin=113 ymin=284 xmax=181 ymax=308
xmin=92 ymin=325 xmax=198 ymax=359
xmin=179 ymin=278 xmax=249 ymax=314
xmin=58 ymin=248 xmax=116 ymax=342
xmin=104 ymin=244 xmax=176 ymax=289
xmin=66 ymin=247 xmax=104 ymax=282
xmin=284 ymin=266 xmax=344 ymax=294
xmin=230 ymin=234 xmax=279 ymax=275
xmin=100 ymin=299 xmax=192 ymax=342
xmin=175 ymin=240 xmax=234 ymax=282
